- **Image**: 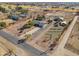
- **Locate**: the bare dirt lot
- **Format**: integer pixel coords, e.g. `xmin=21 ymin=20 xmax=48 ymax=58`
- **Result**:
xmin=27 ymin=11 xmax=75 ymax=55
xmin=65 ymin=21 xmax=79 ymax=55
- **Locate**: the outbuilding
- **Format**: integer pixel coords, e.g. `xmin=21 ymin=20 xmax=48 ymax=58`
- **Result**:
xmin=34 ymin=21 xmax=47 ymax=28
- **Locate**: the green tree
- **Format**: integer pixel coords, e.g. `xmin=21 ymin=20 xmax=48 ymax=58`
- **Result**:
xmin=0 ymin=22 xmax=6 ymax=29
xmin=18 ymin=9 xmax=28 ymax=14
xmin=35 ymin=15 xmax=45 ymax=21
xmin=16 ymin=6 xmax=22 ymax=10
xmin=25 ymin=34 xmax=32 ymax=41
xmin=0 ymin=6 xmax=6 ymax=13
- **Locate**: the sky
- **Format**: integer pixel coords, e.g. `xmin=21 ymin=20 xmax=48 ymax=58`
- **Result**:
xmin=0 ymin=0 xmax=79 ymax=2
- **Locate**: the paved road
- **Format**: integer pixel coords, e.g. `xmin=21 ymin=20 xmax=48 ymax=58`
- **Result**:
xmin=52 ymin=16 xmax=79 ymax=55
xmin=0 ymin=30 xmax=47 ymax=56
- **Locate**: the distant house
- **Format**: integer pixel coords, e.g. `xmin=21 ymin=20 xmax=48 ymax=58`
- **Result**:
xmin=10 ymin=15 xmax=19 ymax=20
xmin=19 ymin=14 xmax=27 ymax=18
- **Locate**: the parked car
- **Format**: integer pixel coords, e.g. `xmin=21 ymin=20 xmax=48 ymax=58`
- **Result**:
xmin=59 ymin=21 xmax=67 ymax=27
xmin=54 ymin=22 xmax=58 ymax=27
xmin=17 ymin=39 xmax=26 ymax=44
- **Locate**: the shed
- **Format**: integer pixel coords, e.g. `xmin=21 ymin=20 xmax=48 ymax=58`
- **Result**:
xmin=34 ymin=21 xmax=46 ymax=28
xmin=32 ymin=20 xmax=38 ymax=24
